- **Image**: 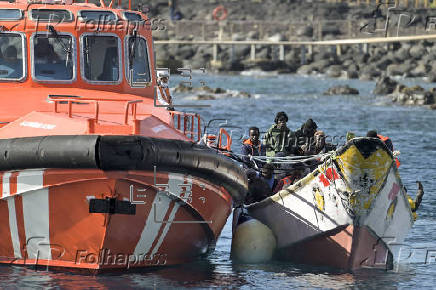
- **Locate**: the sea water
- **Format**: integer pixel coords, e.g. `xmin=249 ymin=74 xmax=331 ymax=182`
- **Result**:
xmin=0 ymin=73 xmax=435 ymax=289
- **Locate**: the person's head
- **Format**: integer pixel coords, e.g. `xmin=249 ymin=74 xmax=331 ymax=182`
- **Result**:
xmin=3 ymin=46 xmax=17 ymax=63
xmin=158 ymin=71 xmax=169 ymax=84
xmin=314 ymin=130 xmax=326 ymax=148
xmin=261 ymin=163 xmax=274 ymax=179
xmin=274 ymin=112 xmax=288 ymax=129
xmin=302 ymin=118 xmax=318 ymax=137
xmin=366 ymin=130 xmax=378 ymax=138
xmin=249 ymin=127 xmax=260 ymax=144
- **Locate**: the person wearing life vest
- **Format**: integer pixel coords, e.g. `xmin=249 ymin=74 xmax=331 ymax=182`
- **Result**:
xmin=366 ymin=130 xmax=400 ymax=168
xmin=242 ymin=127 xmax=266 ymax=166
xmin=156 ymin=71 xmax=174 ymax=110
xmin=263 ymin=112 xmax=295 ymax=157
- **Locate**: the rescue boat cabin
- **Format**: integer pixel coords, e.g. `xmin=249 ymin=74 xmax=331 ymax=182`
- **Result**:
xmin=0 ymin=0 xmax=161 ymax=126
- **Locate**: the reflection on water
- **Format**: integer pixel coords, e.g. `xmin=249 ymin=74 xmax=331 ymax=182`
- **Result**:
xmin=0 ymin=74 xmax=435 ymax=288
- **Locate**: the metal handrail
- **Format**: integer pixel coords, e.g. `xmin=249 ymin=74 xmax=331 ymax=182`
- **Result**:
xmin=48 ymin=96 xmax=142 ymax=125
xmin=169 ymin=111 xmax=201 ymax=142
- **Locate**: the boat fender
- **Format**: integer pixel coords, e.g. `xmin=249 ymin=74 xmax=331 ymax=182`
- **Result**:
xmin=231 ymin=218 xmax=276 ymax=263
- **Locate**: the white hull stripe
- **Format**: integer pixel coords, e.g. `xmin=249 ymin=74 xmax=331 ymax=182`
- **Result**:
xmin=20 ymin=170 xmax=51 ymax=260
xmin=7 ymin=198 xmax=22 ymax=259
xmin=2 ymin=172 xmax=11 ymax=198
xmin=134 ymin=174 xmax=190 ymax=256
xmin=2 ymin=170 xmax=50 ymax=260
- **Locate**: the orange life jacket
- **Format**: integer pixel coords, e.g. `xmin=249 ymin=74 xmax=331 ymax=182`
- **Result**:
xmin=243 ymin=138 xmax=262 ymax=156
xmin=282 ymin=176 xmax=293 ymax=187
xmin=377 ymin=134 xmax=400 ymax=168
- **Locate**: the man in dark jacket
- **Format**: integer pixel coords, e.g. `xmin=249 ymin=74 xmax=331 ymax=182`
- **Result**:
xmin=294 ymin=118 xmax=318 ymax=155
xmin=263 ymin=112 xmax=296 ymax=157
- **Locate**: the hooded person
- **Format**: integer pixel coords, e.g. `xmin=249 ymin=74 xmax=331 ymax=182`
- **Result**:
xmin=295 ymin=118 xmax=318 ymax=155
xmin=263 ymin=112 xmax=295 ymax=157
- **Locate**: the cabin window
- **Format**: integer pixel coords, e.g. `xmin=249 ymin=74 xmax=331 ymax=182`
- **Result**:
xmin=31 ymin=9 xmax=73 ymax=22
xmin=0 ymin=9 xmax=22 ymax=21
xmin=32 ymin=34 xmax=75 ymax=82
xmin=0 ymin=33 xmax=25 ymax=81
xmin=122 ymin=12 xmax=142 ymax=22
xmin=125 ymin=36 xmax=151 ymax=86
xmin=78 ymin=10 xmax=117 ymax=22
xmin=81 ymin=34 xmax=122 ymax=83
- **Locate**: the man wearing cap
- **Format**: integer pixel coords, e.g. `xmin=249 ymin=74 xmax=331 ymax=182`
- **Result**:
xmin=156 ymin=71 xmax=174 ymax=110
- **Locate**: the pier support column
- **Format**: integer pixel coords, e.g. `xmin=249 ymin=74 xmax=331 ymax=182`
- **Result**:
xmin=279 ymin=44 xmax=285 ymax=61
xmin=250 ymin=44 xmax=256 ymax=61
xmin=336 ymin=44 xmax=342 ymax=56
xmin=213 ymin=44 xmax=218 ymax=62
xmin=300 ymin=45 xmax=306 ymax=65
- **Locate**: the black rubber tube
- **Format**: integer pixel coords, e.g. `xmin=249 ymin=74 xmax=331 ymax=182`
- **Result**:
xmin=0 ymin=135 xmax=247 ymax=205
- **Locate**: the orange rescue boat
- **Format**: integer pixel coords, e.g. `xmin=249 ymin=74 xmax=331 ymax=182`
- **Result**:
xmin=0 ymin=0 xmax=246 ymax=272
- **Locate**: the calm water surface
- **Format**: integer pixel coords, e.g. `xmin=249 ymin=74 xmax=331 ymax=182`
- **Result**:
xmin=0 ymin=73 xmax=435 ymax=289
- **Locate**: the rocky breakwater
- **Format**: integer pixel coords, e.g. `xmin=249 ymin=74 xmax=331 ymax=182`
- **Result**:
xmin=174 ymin=83 xmax=251 ymax=100
xmin=374 ymin=76 xmax=436 ymax=109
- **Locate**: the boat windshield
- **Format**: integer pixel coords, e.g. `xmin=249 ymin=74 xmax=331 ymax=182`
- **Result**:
xmin=82 ymin=35 xmax=120 ymax=83
xmin=0 ymin=33 xmax=24 ymax=81
xmin=126 ymin=36 xmax=151 ymax=84
xmin=33 ymin=34 xmax=74 ymax=81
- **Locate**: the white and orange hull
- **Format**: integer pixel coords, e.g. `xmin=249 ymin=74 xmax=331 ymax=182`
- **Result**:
xmin=0 ymin=168 xmax=233 ymax=272
xmin=245 ymin=138 xmax=415 ymax=271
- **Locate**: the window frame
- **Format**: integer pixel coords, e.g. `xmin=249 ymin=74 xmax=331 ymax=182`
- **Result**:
xmin=79 ymin=32 xmax=123 ymax=85
xmin=0 ymin=31 xmax=27 ymax=82
xmin=29 ymin=9 xmax=74 ymax=23
xmin=124 ymin=35 xmax=152 ymax=88
xmin=0 ymin=9 xmax=23 ymax=21
xmin=78 ymin=10 xmax=118 ymax=22
xmin=30 ymin=32 xmax=77 ymax=84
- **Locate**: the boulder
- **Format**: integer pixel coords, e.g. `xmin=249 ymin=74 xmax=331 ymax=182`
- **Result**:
xmin=325 ymin=65 xmax=343 ymax=78
xmin=323 ymin=85 xmax=359 ymax=95
xmin=410 ymin=63 xmax=429 ymax=77
xmin=373 ymin=76 xmax=399 ymax=95
xmin=431 ymin=104 xmax=436 ymax=110
xmin=297 ymin=64 xmax=314 ymax=75
xmin=409 ymin=45 xmax=427 ymax=59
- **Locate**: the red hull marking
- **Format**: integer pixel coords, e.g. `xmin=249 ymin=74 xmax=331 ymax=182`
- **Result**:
xmin=0 ymin=172 xmax=3 ymax=198
xmin=319 ymin=168 xmax=340 ymax=187
xmin=326 ymin=168 xmax=339 ymax=181
xmin=318 ymin=174 xmax=330 ymax=187
xmin=0 ymin=200 xmax=14 ymax=258
xmin=13 ymin=196 xmax=27 ymax=259
xmin=388 ymin=183 xmax=400 ymax=201
xmin=9 ymin=172 xmax=19 ymax=196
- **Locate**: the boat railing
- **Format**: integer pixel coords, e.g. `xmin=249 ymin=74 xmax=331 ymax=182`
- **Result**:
xmin=48 ymin=95 xmax=142 ymax=125
xmin=169 ymin=111 xmax=201 ymax=143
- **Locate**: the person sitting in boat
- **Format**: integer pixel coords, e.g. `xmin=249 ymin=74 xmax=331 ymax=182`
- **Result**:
xmin=244 ymin=169 xmax=272 ymax=204
xmin=156 ymin=71 xmax=174 ymax=110
xmin=294 ymin=118 xmax=318 ymax=155
xmin=300 ymin=130 xmax=336 ymax=155
xmin=367 ymin=130 xmax=400 ymax=167
xmin=260 ymin=163 xmax=278 ymax=191
xmin=263 ymin=112 xmax=295 ymax=157
xmin=241 ymin=127 xmax=265 ymax=166
xmin=0 ymin=45 xmax=22 ymax=79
